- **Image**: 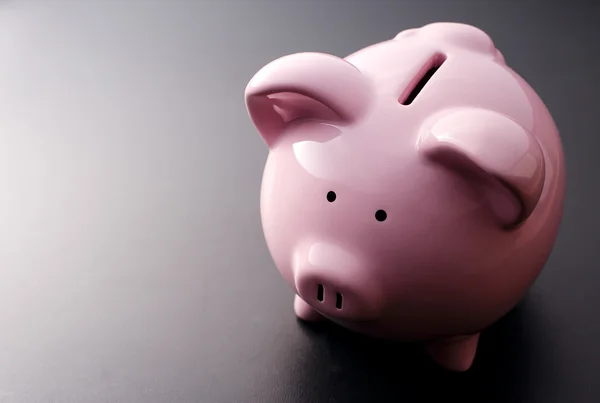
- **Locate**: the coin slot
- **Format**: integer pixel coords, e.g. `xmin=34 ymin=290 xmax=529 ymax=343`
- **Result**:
xmin=400 ymin=53 xmax=446 ymax=105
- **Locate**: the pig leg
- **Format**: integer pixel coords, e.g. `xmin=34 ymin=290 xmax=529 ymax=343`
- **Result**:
xmin=424 ymin=333 xmax=480 ymax=372
xmin=294 ymin=294 xmax=325 ymax=322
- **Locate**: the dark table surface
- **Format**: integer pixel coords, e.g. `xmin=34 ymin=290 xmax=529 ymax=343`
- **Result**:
xmin=0 ymin=1 xmax=599 ymax=402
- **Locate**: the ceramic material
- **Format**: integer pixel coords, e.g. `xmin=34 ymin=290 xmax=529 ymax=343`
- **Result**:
xmin=244 ymin=22 xmax=565 ymax=372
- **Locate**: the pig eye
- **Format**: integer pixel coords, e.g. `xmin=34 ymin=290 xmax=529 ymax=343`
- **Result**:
xmin=375 ymin=209 xmax=387 ymax=222
xmin=326 ymin=191 xmax=337 ymax=202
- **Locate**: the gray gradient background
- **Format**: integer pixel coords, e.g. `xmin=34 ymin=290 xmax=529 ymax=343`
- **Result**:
xmin=0 ymin=0 xmax=598 ymax=402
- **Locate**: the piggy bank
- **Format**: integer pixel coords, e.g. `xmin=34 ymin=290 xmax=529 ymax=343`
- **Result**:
xmin=244 ymin=22 xmax=565 ymax=372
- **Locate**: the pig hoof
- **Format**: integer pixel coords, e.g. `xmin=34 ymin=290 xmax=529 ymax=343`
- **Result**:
xmin=294 ymin=295 xmax=325 ymax=322
xmin=425 ymin=333 xmax=480 ymax=372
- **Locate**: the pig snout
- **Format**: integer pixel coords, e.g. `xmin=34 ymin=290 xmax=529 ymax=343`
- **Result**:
xmin=293 ymin=243 xmax=383 ymax=321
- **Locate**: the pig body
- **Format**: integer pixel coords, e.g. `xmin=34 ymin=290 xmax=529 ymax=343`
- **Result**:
xmin=245 ymin=22 xmax=565 ymax=372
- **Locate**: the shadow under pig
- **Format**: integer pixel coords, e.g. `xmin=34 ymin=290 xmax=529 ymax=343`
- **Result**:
xmin=281 ymin=293 xmax=564 ymax=403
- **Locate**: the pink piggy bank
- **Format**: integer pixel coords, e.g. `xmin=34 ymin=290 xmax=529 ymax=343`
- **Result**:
xmin=244 ymin=22 xmax=565 ymax=372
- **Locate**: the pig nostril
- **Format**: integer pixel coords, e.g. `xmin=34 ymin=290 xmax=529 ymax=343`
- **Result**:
xmin=317 ymin=284 xmax=324 ymax=301
xmin=335 ymin=292 xmax=343 ymax=309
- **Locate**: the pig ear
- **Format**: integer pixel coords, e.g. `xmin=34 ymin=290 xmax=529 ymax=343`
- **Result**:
xmin=245 ymin=52 xmax=372 ymax=149
xmin=418 ymin=109 xmax=545 ymax=228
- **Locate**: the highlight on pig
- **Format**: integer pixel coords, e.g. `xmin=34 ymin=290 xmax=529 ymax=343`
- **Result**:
xmin=245 ymin=22 xmax=565 ymax=372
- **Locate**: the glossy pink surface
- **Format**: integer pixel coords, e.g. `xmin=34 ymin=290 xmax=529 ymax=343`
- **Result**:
xmin=245 ymin=22 xmax=565 ymax=371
